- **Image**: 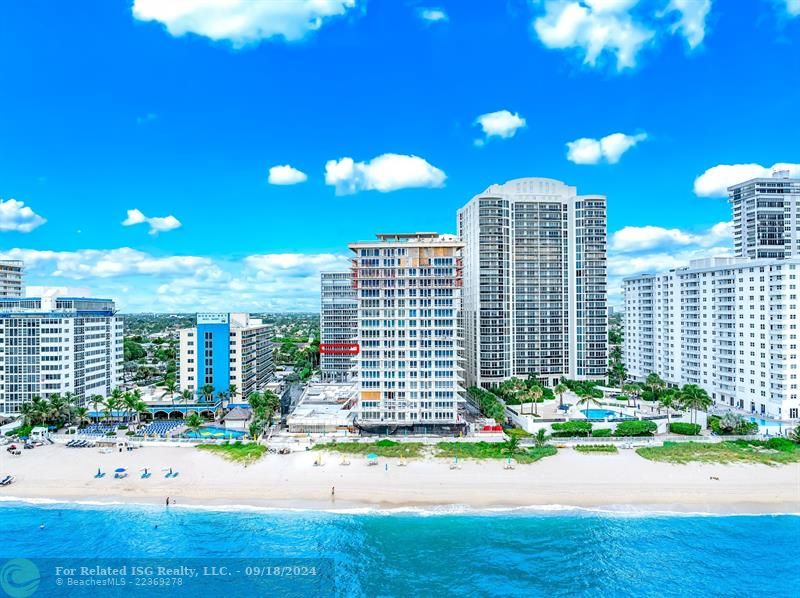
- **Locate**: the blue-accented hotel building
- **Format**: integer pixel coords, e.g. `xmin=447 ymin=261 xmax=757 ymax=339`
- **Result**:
xmin=195 ymin=313 xmax=231 ymax=395
xmin=178 ymin=313 xmax=274 ymax=402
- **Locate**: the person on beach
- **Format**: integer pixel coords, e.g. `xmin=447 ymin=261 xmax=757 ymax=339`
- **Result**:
xmin=331 ymin=486 xmax=335 ymax=498
xmin=166 ymin=496 xmax=170 ymax=506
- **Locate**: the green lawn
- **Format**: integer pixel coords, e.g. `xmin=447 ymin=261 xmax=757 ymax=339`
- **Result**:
xmin=197 ymin=442 xmax=267 ymax=464
xmin=435 ymin=442 xmax=557 ymax=464
xmin=312 ymin=439 xmax=424 ymax=458
xmin=575 ymin=444 xmax=618 ymax=453
xmin=636 ymin=439 xmax=800 ymax=466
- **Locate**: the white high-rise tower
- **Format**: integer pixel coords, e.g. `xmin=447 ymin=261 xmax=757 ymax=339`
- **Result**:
xmin=457 ymin=177 xmax=607 ymax=389
xmin=729 ymin=170 xmax=800 ymax=259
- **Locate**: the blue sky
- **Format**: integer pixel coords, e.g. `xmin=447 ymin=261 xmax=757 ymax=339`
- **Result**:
xmin=1 ymin=0 xmax=799 ymax=311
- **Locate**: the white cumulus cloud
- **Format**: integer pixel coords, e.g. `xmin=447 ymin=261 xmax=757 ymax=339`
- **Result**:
xmin=474 ymin=110 xmax=526 ymax=146
xmin=132 ymin=0 xmax=358 ymax=47
xmin=783 ymin=0 xmax=800 ymax=16
xmin=122 ymin=208 xmax=182 ymax=235
xmin=324 ymin=153 xmax=446 ymax=195
xmin=662 ymin=0 xmax=711 ymax=49
xmin=607 ymin=220 xmax=734 ymax=302
xmin=533 ymin=0 xmax=655 ymax=70
xmin=268 ymin=165 xmax=308 ymax=185
xmin=611 ymin=221 xmax=732 ymax=252
xmin=0 ymin=198 xmax=47 ymax=233
xmin=0 ymin=247 xmax=214 ymax=280
xmin=693 ymin=162 xmax=800 ymax=197
xmin=566 ymin=132 xmax=646 ymax=164
xmin=419 ymin=8 xmax=448 ymax=23
xmin=532 ymin=0 xmax=711 ymax=71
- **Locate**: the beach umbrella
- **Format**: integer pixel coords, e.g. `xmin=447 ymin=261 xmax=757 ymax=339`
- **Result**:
xmin=97 ymin=467 xmax=102 ymax=476
xmin=115 ymin=468 xmax=126 ymax=473
xmin=367 ymin=453 xmax=377 ymax=459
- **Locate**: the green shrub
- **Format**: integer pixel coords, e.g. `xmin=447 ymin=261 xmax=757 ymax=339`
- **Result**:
xmin=591 ymin=428 xmax=612 ymax=437
xmin=117 ymin=424 xmax=128 ymax=430
xmin=468 ymin=386 xmax=506 ymax=423
xmin=710 ymin=413 xmax=759 ymax=435
xmin=7 ymin=425 xmax=33 ymax=438
xmin=615 ymin=420 xmax=657 ymax=437
xmin=575 ymin=444 xmax=617 ymax=453
xmin=375 ymin=439 xmax=399 ymax=447
xmin=766 ymin=437 xmax=796 ymax=452
xmin=669 ymin=422 xmax=701 ymax=435
xmin=551 ymin=421 xmax=593 ymax=437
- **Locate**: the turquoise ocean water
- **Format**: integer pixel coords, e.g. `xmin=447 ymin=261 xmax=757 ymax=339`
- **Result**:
xmin=0 ymin=501 xmax=798 ymax=597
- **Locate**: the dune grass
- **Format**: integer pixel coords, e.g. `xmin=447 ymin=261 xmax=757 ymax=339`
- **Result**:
xmin=197 ymin=442 xmax=267 ymax=464
xmin=575 ymin=444 xmax=618 ymax=453
xmin=435 ymin=442 xmax=557 ymax=464
xmin=636 ymin=439 xmax=800 ymax=466
xmin=312 ymin=439 xmax=424 ymax=458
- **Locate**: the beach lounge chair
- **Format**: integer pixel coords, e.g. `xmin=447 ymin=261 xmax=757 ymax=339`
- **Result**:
xmin=0 ymin=475 xmax=14 ymax=486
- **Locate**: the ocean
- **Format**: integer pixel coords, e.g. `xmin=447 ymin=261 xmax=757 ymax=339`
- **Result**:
xmin=0 ymin=501 xmax=798 ymax=597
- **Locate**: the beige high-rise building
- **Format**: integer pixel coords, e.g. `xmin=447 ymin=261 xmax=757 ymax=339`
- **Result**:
xmin=349 ymin=233 xmax=464 ymax=431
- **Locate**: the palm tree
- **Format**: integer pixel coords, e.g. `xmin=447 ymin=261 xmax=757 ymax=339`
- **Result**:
xmin=262 ymin=390 xmax=281 ymax=426
xmin=20 ymin=402 xmax=37 ymax=427
xmin=47 ymin=393 xmax=69 ymax=425
xmin=123 ymin=392 xmax=140 ymax=424
xmin=645 ymin=372 xmax=665 ymax=404
xmin=73 ymin=407 xmax=91 ymax=428
xmin=576 ymin=394 xmax=602 ymax=412
xmin=185 ymin=412 xmax=203 ymax=434
xmin=103 ymin=396 xmax=120 ymax=424
xmin=529 ymin=386 xmax=543 ymax=417
xmin=228 ymin=384 xmax=239 ymax=405
xmin=161 ymin=378 xmax=179 ymax=418
xmin=534 ymin=428 xmax=548 ymax=448
xmin=658 ymin=390 xmax=677 ymax=431
xmin=29 ymin=395 xmax=49 ymax=425
xmin=679 ymin=384 xmax=712 ymax=425
xmin=249 ymin=420 xmax=263 ymax=441
xmin=622 ymin=383 xmax=639 ymax=408
xmin=134 ymin=400 xmax=149 ymax=425
xmin=504 ymin=434 xmax=520 ymax=456
xmin=90 ymin=394 xmax=104 ymax=423
xmin=554 ymin=383 xmax=568 ymax=408
xmin=200 ymin=384 xmax=215 ymax=404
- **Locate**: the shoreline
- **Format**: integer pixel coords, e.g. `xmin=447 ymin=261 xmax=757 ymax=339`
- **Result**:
xmin=2 ymin=444 xmax=798 ymax=516
xmin=2 ymin=494 xmax=799 ymax=517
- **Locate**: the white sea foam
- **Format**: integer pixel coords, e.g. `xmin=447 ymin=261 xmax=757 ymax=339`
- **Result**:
xmin=1 ymin=496 xmax=797 ymax=518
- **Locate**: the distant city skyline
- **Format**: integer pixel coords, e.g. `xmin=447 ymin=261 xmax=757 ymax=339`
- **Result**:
xmin=1 ymin=1 xmax=799 ymax=312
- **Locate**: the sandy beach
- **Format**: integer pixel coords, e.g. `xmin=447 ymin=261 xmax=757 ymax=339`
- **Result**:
xmin=2 ymin=444 xmax=799 ymax=513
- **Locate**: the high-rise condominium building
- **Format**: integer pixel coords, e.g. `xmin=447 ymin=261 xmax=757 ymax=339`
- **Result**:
xmin=178 ymin=313 xmax=274 ymax=401
xmin=0 ymin=260 xmax=23 ymax=297
xmin=349 ymin=233 xmax=464 ymax=430
xmin=0 ymin=297 xmax=123 ymax=416
xmin=457 ymin=177 xmax=607 ymax=389
xmin=320 ymin=271 xmax=358 ymax=382
xmin=729 ymin=170 xmax=800 ymax=259
xmin=623 ymin=257 xmax=800 ymax=420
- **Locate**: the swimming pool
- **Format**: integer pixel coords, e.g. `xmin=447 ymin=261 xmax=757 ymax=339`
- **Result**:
xmin=581 ymin=409 xmax=632 ymax=420
xmin=748 ymin=416 xmax=786 ymax=430
xmin=184 ymin=426 xmax=246 ymax=440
